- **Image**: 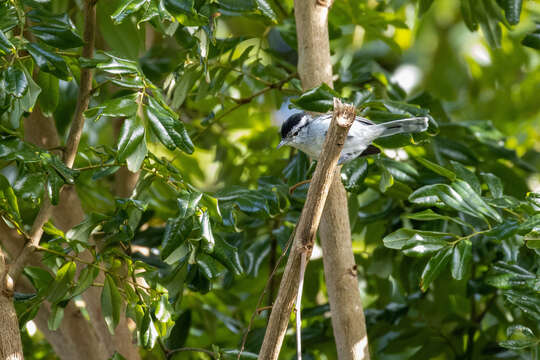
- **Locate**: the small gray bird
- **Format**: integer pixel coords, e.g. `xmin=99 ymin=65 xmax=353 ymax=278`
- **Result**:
xmin=277 ymin=112 xmax=429 ymax=164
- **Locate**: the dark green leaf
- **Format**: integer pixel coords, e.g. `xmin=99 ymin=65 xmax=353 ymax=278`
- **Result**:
xmin=6 ymin=66 xmax=28 ymax=98
xmin=72 ymin=266 xmax=100 ymax=297
xmin=66 ymin=213 xmax=108 ymax=243
xmin=415 ymin=157 xmax=456 ymax=181
xmin=211 ymin=236 xmax=243 ymax=275
xmin=145 ymin=97 xmax=194 ymax=154
xmin=379 ymin=165 xmax=394 ymax=193
xmin=522 ymin=30 xmax=540 ymax=50
xmin=418 ymin=0 xmax=435 ymax=15
xmin=402 ymin=231 xmax=452 ymax=257
xmin=420 ymin=246 xmax=452 ymax=291
xmin=451 ymin=180 xmax=502 ymax=222
xmin=199 ymin=211 xmax=215 ymax=251
xmin=481 ymin=172 xmax=503 ymax=198
xmin=383 ymin=228 xmax=455 ymax=250
xmin=47 ymin=261 xmax=76 ymax=303
xmin=451 ymin=161 xmax=480 ymax=194
xmin=109 ymin=352 xmax=127 ymax=360
xmin=167 ymin=310 xmax=191 ymax=349
xmin=117 ymin=116 xmax=147 ymax=172
xmin=102 ymin=274 xmax=122 ymax=335
xmin=500 ymin=325 xmax=538 ymax=350
xmin=177 ymin=191 xmax=202 ymax=218
xmin=341 ymin=158 xmax=368 ymax=194
xmin=46 ymin=170 xmax=63 ymax=205
xmin=111 ymin=0 xmax=149 ymax=24
xmin=85 ymin=94 xmax=138 ymax=121
xmin=291 ymin=84 xmax=340 ymax=113
xmin=24 ymin=266 xmax=54 ymax=293
xmin=0 ymin=29 xmax=15 ymax=55
xmin=31 ymin=25 xmax=84 ymax=49
xmin=254 ymin=0 xmax=278 ymax=22
xmin=37 ymin=71 xmax=59 ymax=117
xmin=26 ymin=43 xmax=70 ymax=80
xmin=461 ymin=0 xmax=478 ymax=31
xmin=502 ymin=0 xmax=522 ymax=25
xmin=0 ymin=174 xmax=22 ymax=225
xmin=48 ymin=304 xmax=64 ymax=331
xmin=451 ymin=240 xmax=472 ymax=280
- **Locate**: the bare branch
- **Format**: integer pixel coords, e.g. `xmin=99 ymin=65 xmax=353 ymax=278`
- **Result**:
xmin=258 ymin=98 xmax=356 ymax=360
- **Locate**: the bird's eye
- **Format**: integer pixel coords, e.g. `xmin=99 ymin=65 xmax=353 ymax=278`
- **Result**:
xmin=292 ymin=131 xmax=299 ymax=136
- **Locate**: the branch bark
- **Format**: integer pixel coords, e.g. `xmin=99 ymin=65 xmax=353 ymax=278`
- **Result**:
xmin=0 ymin=248 xmax=23 ymax=360
xmin=295 ymin=0 xmax=370 ymax=359
xmin=258 ymin=98 xmax=356 ymax=360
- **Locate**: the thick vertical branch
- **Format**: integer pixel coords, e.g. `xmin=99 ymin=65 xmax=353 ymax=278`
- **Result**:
xmin=259 ymin=99 xmax=356 ymax=360
xmin=0 ymin=248 xmax=23 ymax=360
xmin=294 ymin=0 xmax=370 ymax=359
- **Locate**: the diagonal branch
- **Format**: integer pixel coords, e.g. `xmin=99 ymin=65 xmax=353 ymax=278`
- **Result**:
xmin=258 ymin=98 xmax=356 ymax=360
xmin=8 ymin=0 xmax=97 ymax=284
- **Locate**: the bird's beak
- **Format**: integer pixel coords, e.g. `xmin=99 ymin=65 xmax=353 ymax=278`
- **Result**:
xmin=277 ymin=139 xmax=287 ymax=149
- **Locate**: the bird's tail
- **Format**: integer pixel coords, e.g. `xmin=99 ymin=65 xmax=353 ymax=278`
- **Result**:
xmin=377 ymin=117 xmax=429 ymax=137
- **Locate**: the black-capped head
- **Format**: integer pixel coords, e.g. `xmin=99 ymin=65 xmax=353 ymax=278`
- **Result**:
xmin=278 ymin=112 xmax=309 ymax=148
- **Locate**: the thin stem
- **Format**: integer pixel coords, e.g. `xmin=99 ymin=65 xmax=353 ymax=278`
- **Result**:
xmin=36 ymin=245 xmax=154 ymax=292
xmin=193 ymin=73 xmax=297 ymax=141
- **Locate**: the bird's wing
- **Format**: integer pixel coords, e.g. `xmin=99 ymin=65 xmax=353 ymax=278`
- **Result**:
xmin=354 ymin=116 xmax=375 ymax=126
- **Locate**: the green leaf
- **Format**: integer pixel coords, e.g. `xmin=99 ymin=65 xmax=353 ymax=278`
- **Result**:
xmin=95 ymin=53 xmax=140 ymax=74
xmin=379 ymin=165 xmax=394 ymax=193
xmin=383 ymin=228 xmax=455 ymax=250
xmin=28 ymin=10 xmax=84 ymax=49
xmin=341 ymin=158 xmax=368 ymax=194
xmin=451 ymin=240 xmax=472 ymax=280
xmin=451 ymin=180 xmax=502 ymax=222
xmin=461 ymin=0 xmax=478 ymax=31
xmin=524 ymin=229 xmax=540 ymax=250
xmin=111 ymin=0 xmax=149 ymax=24
xmin=37 ymin=71 xmax=59 ymax=117
xmin=177 ymin=191 xmax=202 ymax=218
xmin=117 ymin=116 xmax=147 ymax=172
xmin=402 ymin=231 xmax=453 ymax=257
xmin=145 ymin=97 xmax=194 ymax=154
xmin=500 ymin=325 xmax=538 ymax=350
xmin=502 ymin=0 xmax=522 ymax=25
xmin=46 ymin=169 xmax=64 ymax=205
xmin=167 ymin=310 xmax=191 ymax=349
xmin=102 ymin=274 xmax=122 ymax=335
xmin=31 ymin=25 xmax=84 ymax=49
xmin=254 ymin=0 xmax=278 ymax=22
xmin=5 ymin=66 xmax=28 ymax=98
xmin=415 ymin=157 xmax=456 ymax=181
xmin=0 ymin=174 xmax=22 ymax=226
xmin=291 ymin=83 xmax=340 ymax=113
xmin=522 ymin=28 xmax=540 ymax=50
xmin=48 ymin=304 xmax=64 ymax=331
xmin=0 ymin=29 xmax=15 ymax=55
xmin=211 ymin=236 xmax=243 ymax=275
xmin=199 ymin=211 xmax=215 ymax=251
xmin=420 ymin=246 xmax=452 ymax=291
xmin=66 ymin=213 xmax=108 ymax=243
xmin=24 ymin=266 xmax=54 ymax=293
xmin=481 ymin=172 xmax=503 ymax=198
xmin=451 ymin=161 xmax=480 ymax=194
xmin=72 ymin=266 xmax=100 ymax=297
xmin=418 ymin=0 xmax=435 ymax=15
xmin=406 ymin=209 xmax=473 ymax=229
xmin=47 ymin=261 xmax=76 ymax=304
xmin=85 ymin=93 xmax=138 ymax=121
xmin=26 ymin=43 xmax=70 ymax=80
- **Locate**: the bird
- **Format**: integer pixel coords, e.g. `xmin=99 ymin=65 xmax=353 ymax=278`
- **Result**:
xmin=277 ymin=112 xmax=429 ymax=164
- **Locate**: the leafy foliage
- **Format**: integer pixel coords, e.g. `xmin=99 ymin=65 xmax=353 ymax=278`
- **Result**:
xmin=1 ymin=0 xmax=539 ymax=359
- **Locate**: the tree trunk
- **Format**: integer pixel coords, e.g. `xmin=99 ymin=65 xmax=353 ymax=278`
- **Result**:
xmin=294 ymin=0 xmax=370 ymax=358
xmin=0 ymin=248 xmax=23 ymax=360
